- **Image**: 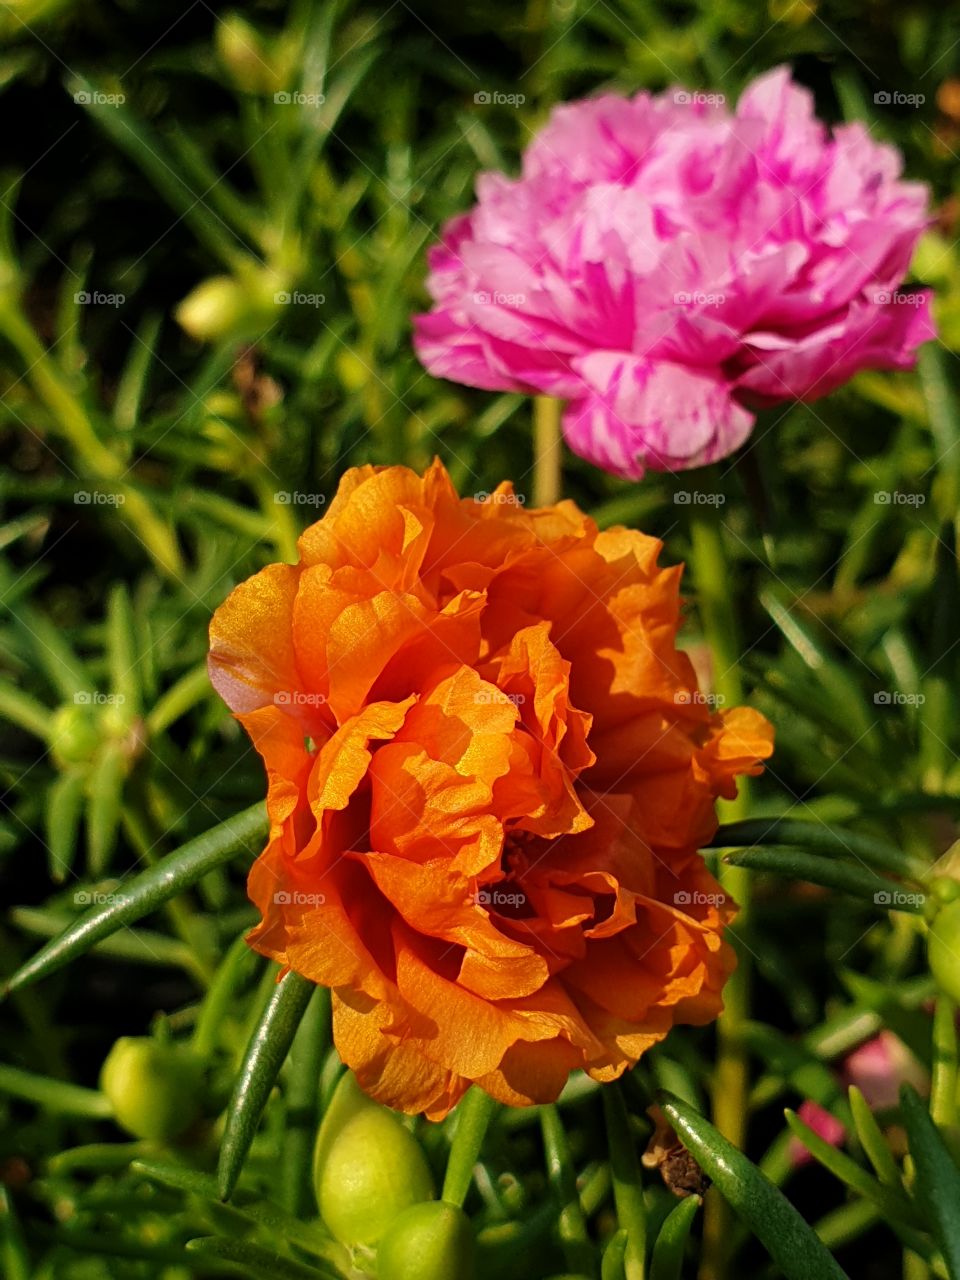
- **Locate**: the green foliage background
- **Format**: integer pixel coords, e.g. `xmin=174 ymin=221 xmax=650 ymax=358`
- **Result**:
xmin=2 ymin=1 xmax=960 ymax=1277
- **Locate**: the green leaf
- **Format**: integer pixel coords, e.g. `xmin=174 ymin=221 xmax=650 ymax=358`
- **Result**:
xmin=601 ymin=1227 xmax=627 ymax=1280
xmin=45 ymin=771 xmax=85 ymax=883
xmin=86 ymin=742 xmax=126 ymax=877
xmin=899 ymin=1084 xmax=960 ymax=1278
xmin=218 ymin=968 xmax=317 ymax=1201
xmin=709 ymin=817 xmax=927 ymax=881
xmin=722 ymin=846 xmax=922 ymax=911
xmin=0 ymin=1063 xmax=112 ymax=1118
xmin=649 ymin=1194 xmax=701 ymax=1280
xmin=0 ymin=1187 xmax=30 ymax=1280
xmin=783 ymin=1109 xmax=922 ymax=1228
xmin=540 ymin=1103 xmax=594 ymax=1275
xmin=658 ymin=1092 xmax=850 ymax=1280
xmin=847 ymin=1086 xmax=900 ymax=1187
xmin=3 ymin=802 xmax=268 ymax=995
xmin=185 ymin=1236 xmax=342 ymax=1280
xmin=281 ymin=983 xmax=331 ymax=1217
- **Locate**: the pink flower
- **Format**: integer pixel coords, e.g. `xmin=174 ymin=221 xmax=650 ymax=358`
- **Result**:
xmin=842 ymin=1030 xmax=929 ymax=1112
xmin=414 ymin=68 xmax=934 ymax=479
xmin=789 ymin=1100 xmax=846 ymax=1168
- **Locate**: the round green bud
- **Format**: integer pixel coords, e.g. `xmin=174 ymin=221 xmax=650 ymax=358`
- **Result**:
xmin=928 ymin=899 xmax=960 ymax=1004
xmin=49 ymin=704 xmax=100 ymax=768
xmin=377 ymin=1201 xmax=474 ymax=1280
xmin=100 ymin=1037 xmax=203 ymax=1141
xmin=930 ymin=875 xmax=960 ymax=906
xmin=314 ymin=1072 xmax=435 ymax=1248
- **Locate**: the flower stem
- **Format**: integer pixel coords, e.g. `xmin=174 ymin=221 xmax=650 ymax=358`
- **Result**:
xmin=442 ymin=1087 xmax=498 ymax=1208
xmin=687 ymin=492 xmax=752 ymax=1280
xmin=540 ymin=1103 xmax=595 ymax=1275
xmin=601 ymin=1082 xmax=646 ymax=1280
xmin=533 ymin=395 xmax=563 ymax=506
xmin=931 ymin=995 xmax=958 ymax=1128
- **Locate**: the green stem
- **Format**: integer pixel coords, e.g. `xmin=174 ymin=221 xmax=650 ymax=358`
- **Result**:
xmin=602 ymin=1082 xmax=646 ymax=1280
xmin=533 ymin=395 xmax=562 ymax=507
xmin=145 ymin=665 xmax=212 ymax=737
xmin=540 ymin=1103 xmax=596 ymax=1276
xmin=687 ymin=493 xmax=751 ymax=1280
xmin=0 ymin=1063 xmax=112 ymax=1118
xmin=931 ymin=995 xmax=958 ymax=1127
xmin=442 ymin=1087 xmax=498 ymax=1208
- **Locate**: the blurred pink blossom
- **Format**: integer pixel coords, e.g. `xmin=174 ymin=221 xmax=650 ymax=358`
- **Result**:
xmin=415 ymin=67 xmax=934 ymax=479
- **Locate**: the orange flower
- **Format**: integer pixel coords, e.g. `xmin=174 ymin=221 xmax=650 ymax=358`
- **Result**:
xmin=209 ymin=461 xmax=773 ymax=1118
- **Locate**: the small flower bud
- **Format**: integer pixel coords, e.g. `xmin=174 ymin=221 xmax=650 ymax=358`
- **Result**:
xmin=377 ymin=1201 xmax=474 ymax=1280
xmin=49 ymin=704 xmax=100 ymax=768
xmin=215 ymin=15 xmax=286 ymax=95
xmin=314 ymin=1072 xmax=434 ymax=1248
xmin=100 ymin=1037 xmax=203 ymax=1141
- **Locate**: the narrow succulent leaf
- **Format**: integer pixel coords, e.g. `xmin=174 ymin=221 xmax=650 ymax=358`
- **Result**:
xmin=899 ymin=1084 xmax=960 ymax=1278
xmin=184 ymin=1236 xmax=342 ymax=1280
xmin=540 ymin=1103 xmax=594 ymax=1274
xmin=784 ymin=1109 xmax=922 ymax=1227
xmin=848 ymin=1086 xmax=900 ymax=1187
xmin=217 ymin=969 xmax=317 ymax=1201
xmin=723 ymin=846 xmax=920 ymax=911
xmin=0 ymin=683 xmax=51 ymax=740
xmin=659 ymin=1092 xmax=850 ymax=1280
xmin=3 ymin=802 xmax=268 ymax=994
xmin=86 ymin=743 xmax=126 ymax=877
xmin=650 ymin=1194 xmax=701 ymax=1280
xmin=601 ymin=1227 xmax=628 ymax=1280
xmin=45 ymin=770 xmax=85 ymax=883
xmin=107 ymin=584 xmax=140 ymax=713
xmin=280 ymin=983 xmax=331 ymax=1217
xmin=708 ymin=817 xmax=927 ymax=880
xmin=0 ymin=1187 xmax=30 ymax=1280
xmin=0 ymin=1064 xmax=112 ymax=1118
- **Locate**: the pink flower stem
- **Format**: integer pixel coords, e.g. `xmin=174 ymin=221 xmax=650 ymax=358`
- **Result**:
xmin=533 ymin=395 xmax=563 ymax=507
xmin=688 ymin=485 xmax=752 ymax=1280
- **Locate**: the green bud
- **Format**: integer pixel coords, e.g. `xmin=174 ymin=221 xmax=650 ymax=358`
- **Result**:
xmin=49 ymin=704 xmax=100 ymax=768
xmin=216 ymin=14 xmax=286 ymax=95
xmin=314 ymin=1072 xmax=434 ymax=1247
xmin=928 ymin=899 xmax=960 ymax=1004
xmin=377 ymin=1201 xmax=474 ymax=1280
xmin=100 ymin=1037 xmax=203 ymax=1141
